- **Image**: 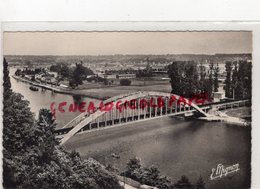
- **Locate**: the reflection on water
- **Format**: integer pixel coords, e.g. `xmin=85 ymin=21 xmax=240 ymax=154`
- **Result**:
xmin=9 ymin=67 xmax=98 ymax=128
xmin=73 ymin=94 xmax=84 ymax=105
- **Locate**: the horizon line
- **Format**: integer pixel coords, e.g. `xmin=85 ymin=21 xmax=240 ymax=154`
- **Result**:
xmin=4 ymin=53 xmax=252 ymax=56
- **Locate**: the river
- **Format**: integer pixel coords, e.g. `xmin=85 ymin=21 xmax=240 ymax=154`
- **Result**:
xmin=10 ymin=67 xmax=251 ymax=189
xmin=9 ymin=67 xmax=99 ymax=128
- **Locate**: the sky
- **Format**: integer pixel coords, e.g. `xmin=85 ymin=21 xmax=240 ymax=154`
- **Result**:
xmin=3 ymin=31 xmax=252 ymax=55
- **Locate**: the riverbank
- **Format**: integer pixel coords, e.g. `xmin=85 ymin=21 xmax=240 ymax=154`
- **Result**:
xmin=12 ymin=75 xmax=171 ymax=100
xmin=12 ymin=75 xmax=106 ymax=100
xmin=199 ymin=106 xmax=251 ymax=126
xmin=225 ymin=107 xmax=251 ymax=119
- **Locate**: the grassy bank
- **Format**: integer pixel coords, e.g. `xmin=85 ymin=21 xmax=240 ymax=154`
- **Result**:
xmin=13 ymin=75 xmax=172 ymax=100
xmin=225 ymin=107 xmax=251 ymax=118
xmin=71 ymin=84 xmax=171 ymax=99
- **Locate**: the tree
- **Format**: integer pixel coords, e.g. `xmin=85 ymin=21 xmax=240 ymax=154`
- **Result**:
xmin=142 ymin=165 xmax=160 ymax=185
xmin=168 ymin=61 xmax=200 ymax=97
xmin=73 ymin=63 xmax=84 ymax=85
xmin=207 ymin=62 xmax=214 ymax=98
xmin=244 ymin=62 xmax=252 ymax=99
xmin=3 ymin=58 xmax=35 ymax=188
xmin=31 ymin=75 xmax=36 ymax=81
xmin=175 ymin=175 xmax=193 ymax=189
xmin=136 ymin=58 xmax=153 ymax=78
xmin=168 ymin=61 xmax=185 ymax=96
xmin=230 ymin=60 xmax=252 ymax=100
xmin=232 ymin=62 xmax=239 ymax=99
xmin=121 ymin=157 xmax=174 ymax=189
xmin=50 ymin=64 xmax=62 ymax=73
xmin=36 ymin=109 xmax=59 ymax=161
xmin=237 ymin=60 xmax=252 ymax=99
xmin=225 ymin=61 xmax=232 ymax=98
xmin=199 ymin=62 xmax=207 ymax=92
xmin=124 ymin=157 xmax=142 ymax=177
xmin=71 ymin=62 xmax=94 ymax=86
xmin=183 ymin=61 xmax=199 ymax=97
xmin=3 ymin=58 xmax=12 ymax=99
xmin=15 ymin=68 xmax=22 ymax=76
xmin=120 ymin=78 xmax=131 ymax=86
xmin=194 ymin=176 xmax=205 ymax=189
xmin=60 ymin=64 xmax=71 ymax=78
xmin=3 ymin=58 xmax=122 ymax=189
xmin=213 ymin=63 xmax=219 ymax=92
xmin=104 ymin=78 xmax=109 ymax=85
xmin=69 ymin=79 xmax=77 ymax=89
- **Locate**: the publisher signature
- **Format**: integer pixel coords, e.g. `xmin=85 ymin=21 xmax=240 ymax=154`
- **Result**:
xmin=210 ymin=163 xmax=240 ymax=180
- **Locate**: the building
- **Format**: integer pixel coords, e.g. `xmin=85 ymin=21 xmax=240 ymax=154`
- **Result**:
xmin=213 ymin=91 xmax=225 ymax=102
xmin=151 ymin=65 xmax=168 ymax=74
xmin=104 ymin=74 xmax=117 ymax=79
xmin=116 ymin=74 xmax=136 ymax=79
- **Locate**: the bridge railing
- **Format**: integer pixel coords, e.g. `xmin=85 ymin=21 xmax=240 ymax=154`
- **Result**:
xmin=61 ymin=92 xmax=141 ymax=129
xmin=57 ymin=92 xmax=250 ymax=144
xmin=211 ymin=99 xmax=251 ymax=110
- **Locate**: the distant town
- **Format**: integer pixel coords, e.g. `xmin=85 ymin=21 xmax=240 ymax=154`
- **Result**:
xmin=6 ymin=53 xmax=252 ymax=102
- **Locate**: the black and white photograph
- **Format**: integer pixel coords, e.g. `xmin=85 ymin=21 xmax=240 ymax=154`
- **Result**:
xmin=2 ymin=31 xmax=252 ymax=189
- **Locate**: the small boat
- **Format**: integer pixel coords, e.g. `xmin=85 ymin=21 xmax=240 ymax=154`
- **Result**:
xmin=29 ymin=86 xmax=39 ymax=91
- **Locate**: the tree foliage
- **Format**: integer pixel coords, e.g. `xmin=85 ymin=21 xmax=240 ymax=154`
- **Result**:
xmin=121 ymin=157 xmax=173 ymax=189
xmin=136 ymin=58 xmax=153 ymax=78
xmin=50 ymin=64 xmax=72 ymax=78
xmin=3 ymin=58 xmax=122 ymax=189
xmin=121 ymin=157 xmax=205 ymax=189
xmin=213 ymin=63 xmax=219 ymax=92
xmin=70 ymin=62 xmax=94 ymax=87
xmin=225 ymin=60 xmax=251 ymax=99
xmin=168 ymin=61 xmax=211 ymax=98
xmin=207 ymin=62 xmax=214 ymax=97
xmin=3 ymin=58 xmax=12 ymax=99
xmin=224 ymin=61 xmax=233 ymax=98
xmin=120 ymin=79 xmax=132 ymax=86
xmin=174 ymin=175 xmax=192 ymax=189
xmin=194 ymin=176 xmax=205 ymax=189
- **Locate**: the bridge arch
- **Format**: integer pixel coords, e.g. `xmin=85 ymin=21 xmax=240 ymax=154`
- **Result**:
xmin=60 ymin=91 xmax=209 ymax=145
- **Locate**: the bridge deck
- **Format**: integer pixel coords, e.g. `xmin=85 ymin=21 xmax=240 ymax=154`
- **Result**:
xmin=55 ymin=99 xmax=250 ymax=138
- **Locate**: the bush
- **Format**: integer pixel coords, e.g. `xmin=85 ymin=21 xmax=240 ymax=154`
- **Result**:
xmin=3 ymin=58 xmax=122 ymax=189
xmin=120 ymin=79 xmax=131 ymax=86
xmin=121 ymin=158 xmax=205 ymax=189
xmin=121 ymin=157 xmax=173 ymax=189
xmin=69 ymin=79 xmax=77 ymax=89
xmin=174 ymin=175 xmax=192 ymax=189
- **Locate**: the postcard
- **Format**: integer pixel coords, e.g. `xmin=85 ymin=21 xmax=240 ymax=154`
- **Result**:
xmin=2 ymin=23 xmax=255 ymax=189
